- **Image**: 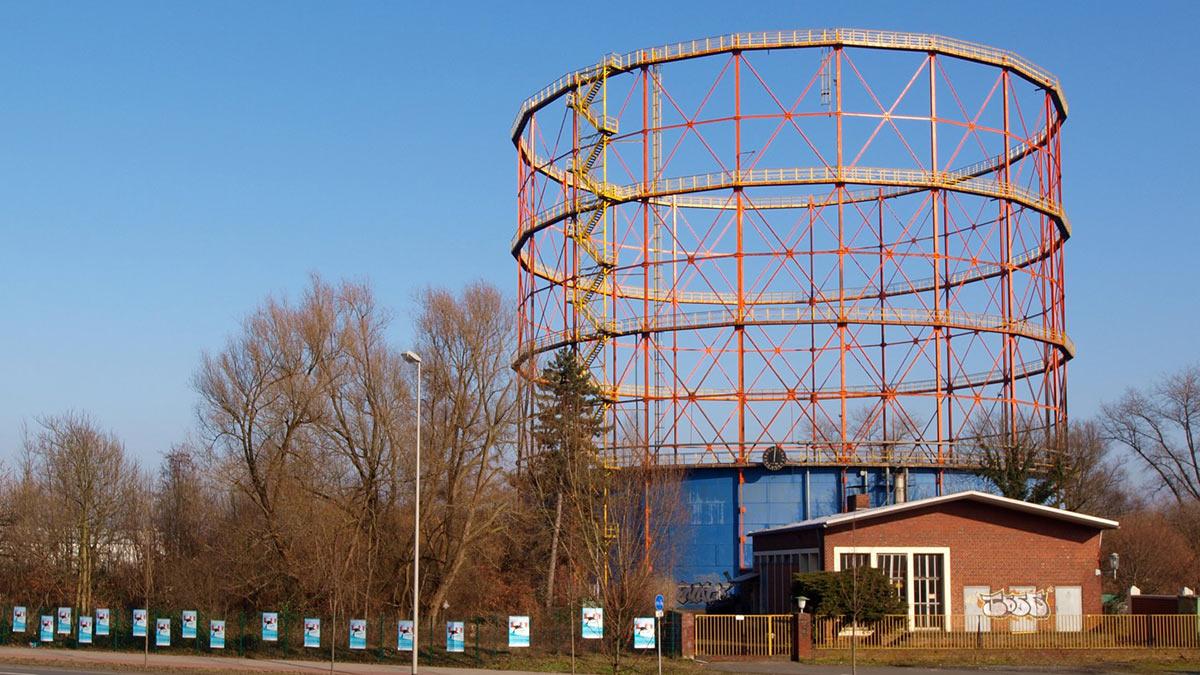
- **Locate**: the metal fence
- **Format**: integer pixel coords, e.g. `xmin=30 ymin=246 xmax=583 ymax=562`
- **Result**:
xmin=694 ymin=614 xmax=794 ymax=657
xmin=815 ymin=614 xmax=1200 ymax=650
xmin=0 ymin=607 xmax=684 ymax=663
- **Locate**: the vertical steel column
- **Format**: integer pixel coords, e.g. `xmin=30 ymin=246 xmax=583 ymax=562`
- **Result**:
xmin=641 ymin=65 xmax=653 ymax=564
xmin=928 ymin=53 xmax=945 ymax=465
xmin=807 ymin=201 xmax=817 ymax=461
xmin=733 ymin=48 xmax=747 ymax=569
xmin=835 ymin=46 xmax=847 ymax=463
xmin=1001 ymin=69 xmax=1017 ymax=441
xmin=877 ymin=189 xmax=887 ymax=456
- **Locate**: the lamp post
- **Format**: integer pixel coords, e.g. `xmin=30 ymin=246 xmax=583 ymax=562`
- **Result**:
xmin=402 ymin=351 xmax=422 ymax=675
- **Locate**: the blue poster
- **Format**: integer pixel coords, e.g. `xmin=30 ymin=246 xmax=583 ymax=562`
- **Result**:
xmin=39 ymin=616 xmax=53 ymax=642
xmin=633 ymin=617 xmax=655 ymax=649
xmin=581 ymin=607 xmax=603 ymax=639
xmin=507 ymin=616 xmax=530 ymax=648
xmin=446 ymin=621 xmax=464 ymax=653
xmin=303 ymin=618 xmax=320 ymax=648
xmin=181 ymin=611 xmax=197 ymax=639
xmin=78 ymin=616 xmax=93 ymax=645
xmin=349 ymin=619 xmax=367 ymax=650
xmin=132 ymin=609 xmax=148 ymax=637
xmin=56 ymin=607 xmax=72 ymax=634
xmin=95 ymin=608 xmax=109 ymax=636
xmin=210 ymin=620 xmax=225 ymax=649
xmin=11 ymin=606 xmax=26 ymax=633
xmin=396 ymin=620 xmax=413 ymax=651
xmin=261 ymin=612 xmax=278 ymax=641
xmin=156 ymin=618 xmax=170 ymax=647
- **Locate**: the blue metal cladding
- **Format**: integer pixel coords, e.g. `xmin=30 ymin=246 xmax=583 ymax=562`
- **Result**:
xmin=672 ymin=466 xmax=993 ymax=608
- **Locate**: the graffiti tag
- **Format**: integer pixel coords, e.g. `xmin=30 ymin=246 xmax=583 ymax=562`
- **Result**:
xmin=676 ymin=581 xmax=734 ymax=605
xmin=976 ymin=588 xmax=1052 ymax=618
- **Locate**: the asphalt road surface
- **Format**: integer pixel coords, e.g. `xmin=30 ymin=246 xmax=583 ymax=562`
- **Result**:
xmin=0 ymin=668 xmax=125 ymax=675
xmin=706 ymin=664 xmax=1200 ymax=675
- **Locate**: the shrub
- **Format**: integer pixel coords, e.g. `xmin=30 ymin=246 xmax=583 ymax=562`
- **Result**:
xmin=792 ymin=569 xmax=905 ymax=622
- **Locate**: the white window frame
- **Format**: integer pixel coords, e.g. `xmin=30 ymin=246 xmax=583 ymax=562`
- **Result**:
xmin=753 ymin=548 xmax=819 ymax=613
xmin=832 ymin=546 xmax=952 ymax=631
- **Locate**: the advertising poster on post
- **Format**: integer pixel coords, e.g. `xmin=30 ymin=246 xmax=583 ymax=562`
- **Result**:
xmin=56 ymin=607 xmax=72 ymax=634
xmin=11 ymin=606 xmax=26 ymax=633
xmin=507 ymin=616 xmax=530 ymax=648
xmin=303 ymin=618 xmax=320 ymax=648
xmin=446 ymin=621 xmax=465 ymax=652
xmin=181 ymin=610 xmax=197 ymax=639
xmin=78 ymin=616 xmax=93 ymax=645
xmin=210 ymin=620 xmax=225 ymax=649
xmin=156 ymin=618 xmax=170 ymax=647
xmin=39 ymin=616 xmax=53 ymax=642
xmin=261 ymin=612 xmax=279 ymax=641
xmin=132 ymin=609 xmax=148 ymax=637
xmin=581 ymin=607 xmax=603 ymax=639
xmin=95 ymin=608 xmax=109 ymax=636
xmin=349 ymin=619 xmax=367 ymax=650
xmin=633 ymin=617 xmax=655 ymax=649
xmin=396 ymin=620 xmax=413 ymax=651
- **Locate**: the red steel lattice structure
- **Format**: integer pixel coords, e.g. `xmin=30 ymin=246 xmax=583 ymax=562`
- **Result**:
xmin=512 ymin=30 xmax=1070 ymax=480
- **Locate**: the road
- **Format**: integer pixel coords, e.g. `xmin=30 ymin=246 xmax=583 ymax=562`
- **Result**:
xmin=705 ymin=663 xmax=1198 ymax=674
xmin=0 ymin=646 xmax=556 ymax=675
xmin=0 ymin=649 xmax=1194 ymax=675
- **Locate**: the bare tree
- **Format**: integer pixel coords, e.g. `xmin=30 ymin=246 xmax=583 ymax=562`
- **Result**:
xmin=1103 ymin=508 xmax=1198 ymax=594
xmin=306 ymin=279 xmax=410 ymax=616
xmin=577 ymin=463 xmax=684 ymax=673
xmin=1056 ymin=420 xmax=1129 ymax=516
xmin=1102 ymin=365 xmax=1200 ymax=503
xmin=967 ymin=415 xmax=1060 ymax=504
xmin=22 ymin=412 xmax=138 ymax=613
xmin=194 ymin=294 xmax=326 ymax=589
xmin=415 ymin=282 xmax=516 ymax=627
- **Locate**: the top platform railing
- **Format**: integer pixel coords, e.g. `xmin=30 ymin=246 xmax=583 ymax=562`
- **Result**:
xmin=511 ymin=28 xmax=1067 ymax=140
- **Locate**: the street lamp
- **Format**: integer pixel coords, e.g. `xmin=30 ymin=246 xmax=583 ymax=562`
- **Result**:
xmin=1108 ymin=552 xmax=1119 ymax=580
xmin=795 ymin=596 xmax=809 ymax=613
xmin=402 ymin=351 xmax=422 ymax=675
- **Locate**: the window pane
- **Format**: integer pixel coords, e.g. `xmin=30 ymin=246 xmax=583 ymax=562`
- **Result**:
xmin=877 ymin=553 xmax=907 ymax=603
xmin=912 ymin=553 xmax=945 ymax=629
xmin=840 ymin=553 xmax=870 ymax=570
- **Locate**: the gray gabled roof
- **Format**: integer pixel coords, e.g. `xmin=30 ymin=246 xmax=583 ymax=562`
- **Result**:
xmin=748 ymin=490 xmax=1119 ymax=537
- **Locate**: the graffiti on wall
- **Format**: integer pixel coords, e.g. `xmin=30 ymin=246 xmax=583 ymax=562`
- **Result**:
xmin=676 ymin=580 xmax=734 ymax=605
xmin=976 ymin=588 xmax=1053 ymax=618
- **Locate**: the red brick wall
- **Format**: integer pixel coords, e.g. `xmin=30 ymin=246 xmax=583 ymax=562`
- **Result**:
xmin=820 ymin=500 xmax=1106 ymax=615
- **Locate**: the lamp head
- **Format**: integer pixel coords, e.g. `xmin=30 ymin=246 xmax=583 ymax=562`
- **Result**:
xmin=402 ymin=351 xmax=422 ymax=364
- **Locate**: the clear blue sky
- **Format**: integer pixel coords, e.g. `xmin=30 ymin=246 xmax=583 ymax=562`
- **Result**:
xmin=1 ymin=1 xmax=1196 ymax=465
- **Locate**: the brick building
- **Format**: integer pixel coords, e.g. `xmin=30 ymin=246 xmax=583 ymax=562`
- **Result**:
xmin=750 ymin=491 xmax=1118 ymax=629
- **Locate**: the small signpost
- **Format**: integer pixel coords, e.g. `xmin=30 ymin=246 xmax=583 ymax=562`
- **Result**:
xmin=654 ymin=594 xmax=664 ymax=675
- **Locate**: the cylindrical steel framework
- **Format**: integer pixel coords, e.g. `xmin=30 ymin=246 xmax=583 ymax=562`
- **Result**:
xmin=512 ymin=29 xmax=1069 ymax=557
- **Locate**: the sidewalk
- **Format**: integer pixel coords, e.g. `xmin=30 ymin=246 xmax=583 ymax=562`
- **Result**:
xmin=0 ymin=646 xmax=558 ymax=674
